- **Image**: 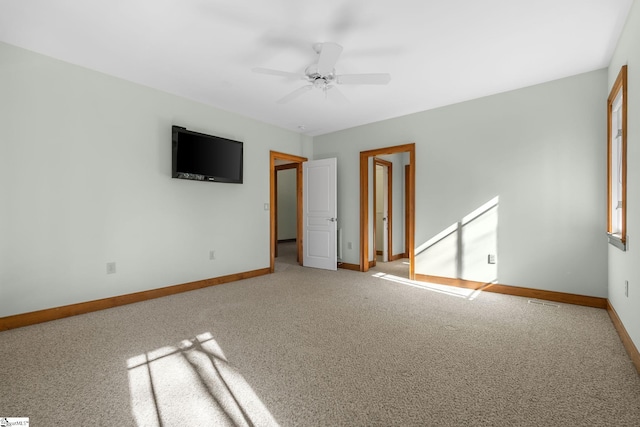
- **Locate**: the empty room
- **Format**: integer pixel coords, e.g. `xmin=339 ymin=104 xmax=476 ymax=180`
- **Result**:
xmin=1 ymin=1 xmax=639 ymax=426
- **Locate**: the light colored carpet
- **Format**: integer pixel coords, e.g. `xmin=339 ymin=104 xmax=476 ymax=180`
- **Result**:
xmin=372 ymin=255 xmax=411 ymax=278
xmin=1 ymin=243 xmax=639 ymax=426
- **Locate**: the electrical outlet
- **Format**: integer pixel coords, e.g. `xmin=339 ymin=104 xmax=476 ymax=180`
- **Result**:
xmin=625 ymin=280 xmax=629 ymax=297
xmin=106 ymin=262 xmax=116 ymax=274
xmin=209 ymin=250 xmax=216 ymax=260
xmin=348 ymin=242 xmax=353 ymax=250
xmin=488 ymin=254 xmax=496 ymax=264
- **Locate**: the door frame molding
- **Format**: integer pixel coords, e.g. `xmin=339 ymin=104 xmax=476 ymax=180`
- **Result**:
xmin=360 ymin=143 xmax=415 ymax=279
xmin=270 ymin=151 xmax=307 ymax=273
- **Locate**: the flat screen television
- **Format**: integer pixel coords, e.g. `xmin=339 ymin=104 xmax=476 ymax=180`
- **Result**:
xmin=172 ymin=126 xmax=243 ymax=183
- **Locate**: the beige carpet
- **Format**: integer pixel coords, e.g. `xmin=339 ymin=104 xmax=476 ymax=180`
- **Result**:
xmin=372 ymin=255 xmax=411 ymax=278
xmin=1 ymin=243 xmax=639 ymax=426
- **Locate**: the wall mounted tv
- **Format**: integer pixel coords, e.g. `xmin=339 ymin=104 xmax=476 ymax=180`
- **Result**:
xmin=172 ymin=125 xmax=243 ymax=183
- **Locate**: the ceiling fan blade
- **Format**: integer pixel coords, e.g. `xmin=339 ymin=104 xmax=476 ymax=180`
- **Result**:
xmin=325 ymin=86 xmax=349 ymax=105
xmin=277 ymin=85 xmax=313 ymax=104
xmin=252 ymin=67 xmax=305 ymax=80
xmin=336 ymin=73 xmax=391 ymax=85
xmin=317 ymin=42 xmax=343 ymax=75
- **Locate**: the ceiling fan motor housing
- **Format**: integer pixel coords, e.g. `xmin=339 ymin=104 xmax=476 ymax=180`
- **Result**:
xmin=305 ymin=65 xmax=335 ymax=89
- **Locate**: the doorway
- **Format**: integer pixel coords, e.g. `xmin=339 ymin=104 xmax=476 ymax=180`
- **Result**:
xmin=374 ymin=158 xmax=392 ymax=265
xmin=270 ymin=151 xmax=307 ymax=273
xmin=275 ymin=163 xmax=298 ymax=260
xmin=360 ymin=143 xmax=415 ymax=279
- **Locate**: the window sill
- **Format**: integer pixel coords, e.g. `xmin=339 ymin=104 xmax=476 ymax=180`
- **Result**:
xmin=608 ymin=233 xmax=627 ymax=251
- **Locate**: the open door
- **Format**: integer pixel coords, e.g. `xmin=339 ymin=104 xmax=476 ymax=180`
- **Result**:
xmin=303 ymin=158 xmax=338 ymax=271
xmin=374 ymin=158 xmax=392 ymax=263
xmin=381 ymin=165 xmax=389 ymax=262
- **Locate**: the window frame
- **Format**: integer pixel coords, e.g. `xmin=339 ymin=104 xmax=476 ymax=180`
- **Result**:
xmin=607 ymin=65 xmax=628 ymax=251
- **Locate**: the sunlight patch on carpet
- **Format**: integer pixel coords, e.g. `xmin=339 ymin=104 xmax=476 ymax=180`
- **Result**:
xmin=372 ymin=272 xmax=484 ymax=300
xmin=127 ymin=332 xmax=279 ymax=427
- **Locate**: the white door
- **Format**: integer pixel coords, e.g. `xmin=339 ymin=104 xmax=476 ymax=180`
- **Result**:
xmin=381 ymin=165 xmax=389 ymax=262
xmin=375 ymin=166 xmax=384 ymax=258
xmin=375 ymin=163 xmax=389 ymax=262
xmin=303 ymin=158 xmax=337 ymax=271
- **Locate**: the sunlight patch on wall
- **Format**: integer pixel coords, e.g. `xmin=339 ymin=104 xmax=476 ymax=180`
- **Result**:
xmin=415 ymin=196 xmax=499 ymax=283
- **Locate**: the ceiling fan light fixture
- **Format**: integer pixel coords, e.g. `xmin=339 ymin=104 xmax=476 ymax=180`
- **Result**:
xmin=313 ymin=78 xmax=328 ymax=89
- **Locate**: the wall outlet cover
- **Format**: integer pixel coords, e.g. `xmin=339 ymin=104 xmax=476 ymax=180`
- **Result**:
xmin=625 ymin=280 xmax=629 ymax=297
xmin=106 ymin=262 xmax=116 ymax=274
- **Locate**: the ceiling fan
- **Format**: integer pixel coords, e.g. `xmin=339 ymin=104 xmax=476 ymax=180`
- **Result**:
xmin=252 ymin=42 xmax=391 ymax=104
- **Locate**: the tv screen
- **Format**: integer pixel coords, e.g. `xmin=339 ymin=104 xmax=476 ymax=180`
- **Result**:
xmin=172 ymin=126 xmax=243 ymax=183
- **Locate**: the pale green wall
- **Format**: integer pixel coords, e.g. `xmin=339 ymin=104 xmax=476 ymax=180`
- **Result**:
xmin=607 ymin=0 xmax=640 ymax=357
xmin=0 ymin=42 xmax=305 ymax=317
xmin=314 ymin=69 xmax=608 ymax=298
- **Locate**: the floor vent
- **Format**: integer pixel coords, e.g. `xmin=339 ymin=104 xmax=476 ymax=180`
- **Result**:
xmin=528 ymin=299 xmax=560 ymax=308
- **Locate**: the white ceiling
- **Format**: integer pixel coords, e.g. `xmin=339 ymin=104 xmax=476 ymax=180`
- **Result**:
xmin=0 ymin=0 xmax=633 ymax=136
